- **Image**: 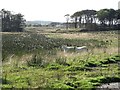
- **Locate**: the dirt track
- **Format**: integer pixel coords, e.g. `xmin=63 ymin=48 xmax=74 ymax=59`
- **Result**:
xmin=96 ymin=82 xmax=120 ymax=90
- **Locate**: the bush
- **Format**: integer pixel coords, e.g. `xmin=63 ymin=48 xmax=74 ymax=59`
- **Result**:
xmin=51 ymin=83 xmax=74 ymax=89
xmin=55 ymin=57 xmax=70 ymax=66
xmin=47 ymin=64 xmax=62 ymax=70
xmin=27 ymin=54 xmax=48 ymax=67
xmin=99 ymin=76 xmax=120 ymax=83
xmin=90 ymin=76 xmax=120 ymax=85
xmin=66 ymin=65 xmax=91 ymax=71
xmin=85 ymin=60 xmax=101 ymax=67
xmin=74 ymin=80 xmax=94 ymax=89
xmin=100 ymin=55 xmax=119 ymax=64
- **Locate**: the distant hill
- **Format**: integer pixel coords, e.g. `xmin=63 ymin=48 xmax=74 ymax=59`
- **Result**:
xmin=26 ymin=20 xmax=52 ymax=25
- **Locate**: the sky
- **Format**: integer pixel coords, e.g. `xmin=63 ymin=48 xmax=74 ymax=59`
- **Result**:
xmin=0 ymin=0 xmax=120 ymax=22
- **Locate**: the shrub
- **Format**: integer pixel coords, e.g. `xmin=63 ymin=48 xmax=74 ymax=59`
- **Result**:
xmin=51 ymin=83 xmax=74 ymax=89
xmin=100 ymin=55 xmax=119 ymax=64
xmin=27 ymin=54 xmax=48 ymax=67
xmin=85 ymin=60 xmax=101 ymax=67
xmin=47 ymin=64 xmax=62 ymax=70
xmin=55 ymin=57 xmax=70 ymax=66
xmin=74 ymin=80 xmax=94 ymax=89
xmin=66 ymin=65 xmax=91 ymax=71
xmin=99 ymin=76 xmax=120 ymax=83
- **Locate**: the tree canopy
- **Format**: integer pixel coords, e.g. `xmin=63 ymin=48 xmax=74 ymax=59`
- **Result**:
xmin=71 ymin=8 xmax=120 ymax=30
xmin=0 ymin=9 xmax=26 ymax=32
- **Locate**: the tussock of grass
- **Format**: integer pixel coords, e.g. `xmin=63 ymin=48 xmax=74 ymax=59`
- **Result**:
xmin=100 ymin=55 xmax=120 ymax=64
xmin=46 ymin=64 xmax=62 ymax=70
xmin=65 ymin=65 xmax=92 ymax=71
xmin=89 ymin=76 xmax=120 ymax=87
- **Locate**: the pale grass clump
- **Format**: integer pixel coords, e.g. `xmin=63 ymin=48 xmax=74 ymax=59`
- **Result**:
xmin=4 ymin=54 xmax=34 ymax=67
xmin=106 ymin=47 xmax=118 ymax=55
xmin=56 ymin=51 xmax=89 ymax=63
xmin=20 ymin=54 xmax=33 ymax=65
xmin=6 ymin=55 xmax=19 ymax=68
xmin=91 ymin=47 xmax=118 ymax=55
xmin=56 ymin=51 xmax=81 ymax=59
xmin=4 ymin=54 xmax=17 ymax=66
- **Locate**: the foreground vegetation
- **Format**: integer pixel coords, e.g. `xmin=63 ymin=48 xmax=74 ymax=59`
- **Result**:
xmin=2 ymin=29 xmax=120 ymax=89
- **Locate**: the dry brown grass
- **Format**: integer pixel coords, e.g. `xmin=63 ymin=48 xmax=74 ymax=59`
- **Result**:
xmin=45 ymin=32 xmax=118 ymax=41
xmin=56 ymin=47 xmax=118 ymax=60
xmin=20 ymin=54 xmax=33 ymax=64
xmin=46 ymin=33 xmax=93 ymax=39
xmin=1 ymin=32 xmax=23 ymax=35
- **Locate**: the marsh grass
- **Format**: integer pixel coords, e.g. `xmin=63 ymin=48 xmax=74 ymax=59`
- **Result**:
xmin=2 ymin=30 xmax=119 ymax=89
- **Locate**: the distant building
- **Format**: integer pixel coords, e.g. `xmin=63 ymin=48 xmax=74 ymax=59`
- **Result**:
xmin=49 ymin=22 xmax=66 ymax=28
xmin=49 ymin=22 xmax=61 ymax=27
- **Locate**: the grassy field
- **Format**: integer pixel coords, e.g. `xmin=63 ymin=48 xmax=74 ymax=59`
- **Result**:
xmin=2 ymin=27 xmax=120 ymax=89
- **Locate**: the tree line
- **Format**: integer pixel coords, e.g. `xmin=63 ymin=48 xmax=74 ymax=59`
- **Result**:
xmin=0 ymin=9 xmax=26 ymax=32
xmin=0 ymin=8 xmax=120 ymax=32
xmin=71 ymin=9 xmax=120 ymax=30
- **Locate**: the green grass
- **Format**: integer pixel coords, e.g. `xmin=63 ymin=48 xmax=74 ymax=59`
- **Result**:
xmin=2 ymin=54 xmax=120 ymax=89
xmin=2 ymin=30 xmax=120 ymax=89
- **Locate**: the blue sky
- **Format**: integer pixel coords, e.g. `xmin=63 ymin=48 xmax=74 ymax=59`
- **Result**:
xmin=0 ymin=0 xmax=120 ymax=22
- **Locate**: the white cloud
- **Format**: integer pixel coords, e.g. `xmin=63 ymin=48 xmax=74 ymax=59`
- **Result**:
xmin=0 ymin=0 xmax=119 ymax=22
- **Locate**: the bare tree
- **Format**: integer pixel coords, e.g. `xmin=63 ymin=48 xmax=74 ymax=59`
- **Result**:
xmin=64 ymin=14 xmax=70 ymax=30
